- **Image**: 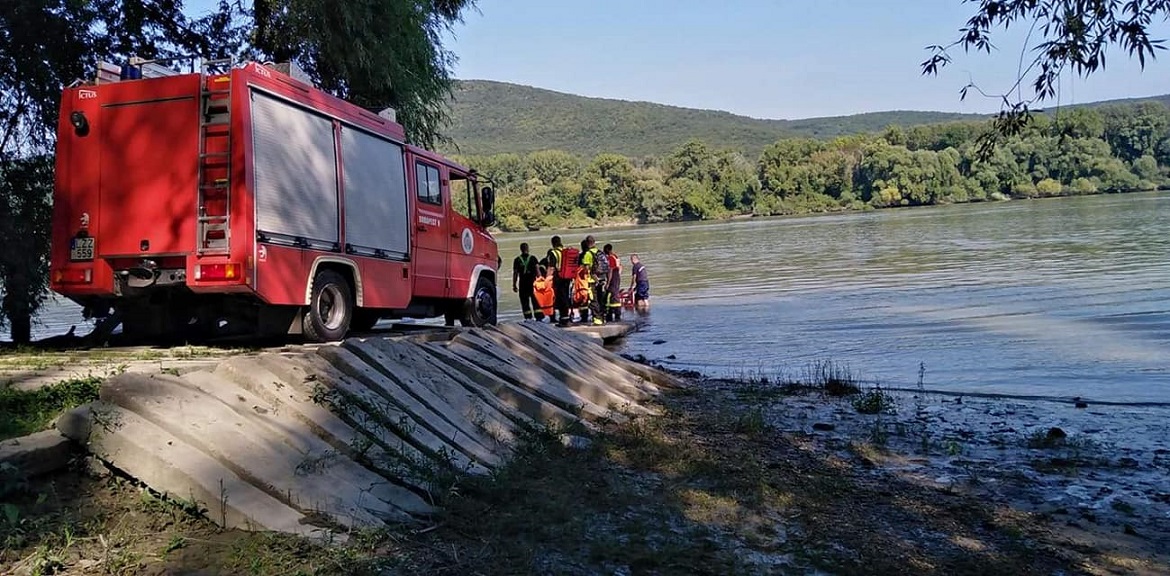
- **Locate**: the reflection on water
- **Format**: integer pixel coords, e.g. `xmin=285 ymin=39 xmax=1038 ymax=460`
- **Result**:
xmin=498 ymin=191 xmax=1170 ymax=403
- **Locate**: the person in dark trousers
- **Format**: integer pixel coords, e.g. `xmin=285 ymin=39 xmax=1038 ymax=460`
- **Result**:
xmin=603 ymin=243 xmax=622 ymax=322
xmin=547 ymin=235 xmax=571 ymax=325
xmin=582 ymin=235 xmax=608 ymax=325
xmin=512 ymin=242 xmax=541 ymax=320
xmin=576 ymin=238 xmax=594 ymax=323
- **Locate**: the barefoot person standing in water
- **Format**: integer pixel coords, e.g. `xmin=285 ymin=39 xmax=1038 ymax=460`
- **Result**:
xmin=628 ymin=254 xmax=650 ymax=311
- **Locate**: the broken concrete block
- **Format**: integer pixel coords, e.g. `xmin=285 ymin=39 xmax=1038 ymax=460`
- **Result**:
xmin=0 ymin=429 xmax=74 ymax=478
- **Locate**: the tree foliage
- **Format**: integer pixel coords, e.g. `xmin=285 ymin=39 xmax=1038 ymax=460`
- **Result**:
xmin=470 ymin=102 xmax=1170 ymax=231
xmin=253 ymin=0 xmax=475 ymax=146
xmin=925 ymin=1 xmax=1170 ymax=154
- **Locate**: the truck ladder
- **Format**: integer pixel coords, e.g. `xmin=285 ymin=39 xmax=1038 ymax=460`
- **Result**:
xmin=196 ymin=58 xmax=234 ymax=255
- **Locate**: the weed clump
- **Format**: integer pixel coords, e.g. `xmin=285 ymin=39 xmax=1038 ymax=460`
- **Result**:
xmin=852 ymin=386 xmax=896 ymax=415
xmin=732 ymin=406 xmax=770 ymax=436
xmin=805 ymin=359 xmax=860 ymax=396
xmin=0 ymin=376 xmax=102 ymax=441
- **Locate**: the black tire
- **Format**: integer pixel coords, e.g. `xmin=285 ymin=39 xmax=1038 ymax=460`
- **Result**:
xmin=304 ymin=270 xmax=353 ymax=342
xmin=350 ymin=309 xmax=381 ymax=333
xmin=461 ymin=277 xmax=498 ymax=327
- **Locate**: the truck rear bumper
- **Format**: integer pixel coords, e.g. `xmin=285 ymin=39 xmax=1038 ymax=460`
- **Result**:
xmin=51 ymin=255 xmax=253 ymax=300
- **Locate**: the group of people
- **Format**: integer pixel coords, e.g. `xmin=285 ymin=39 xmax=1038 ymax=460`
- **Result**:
xmin=511 ymin=234 xmax=650 ymax=326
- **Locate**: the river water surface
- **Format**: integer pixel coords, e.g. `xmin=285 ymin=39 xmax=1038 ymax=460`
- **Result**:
xmin=29 ymin=192 xmax=1170 ymax=403
xmin=500 ymin=192 xmax=1170 ymax=404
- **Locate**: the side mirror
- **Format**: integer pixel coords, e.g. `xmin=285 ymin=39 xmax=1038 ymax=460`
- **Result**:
xmin=480 ymin=186 xmax=496 ymax=227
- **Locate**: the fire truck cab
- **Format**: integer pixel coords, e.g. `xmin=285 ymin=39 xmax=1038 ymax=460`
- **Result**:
xmin=49 ymin=58 xmax=500 ymax=342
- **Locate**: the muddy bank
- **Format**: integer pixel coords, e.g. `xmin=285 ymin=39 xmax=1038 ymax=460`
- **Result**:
xmin=681 ymin=368 xmax=1170 ymax=575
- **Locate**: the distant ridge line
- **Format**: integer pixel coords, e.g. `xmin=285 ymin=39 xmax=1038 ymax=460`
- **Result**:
xmin=441 ymin=79 xmax=1170 ymax=158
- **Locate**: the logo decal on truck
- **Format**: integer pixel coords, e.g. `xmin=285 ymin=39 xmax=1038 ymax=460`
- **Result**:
xmin=461 ymin=228 xmax=474 ymax=254
xmin=257 ymin=245 xmax=267 ymax=262
xmin=418 ymin=214 xmax=440 ymax=227
xmin=79 ymin=90 xmax=97 ymax=100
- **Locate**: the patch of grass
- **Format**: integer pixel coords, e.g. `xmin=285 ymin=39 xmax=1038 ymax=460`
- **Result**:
xmin=0 ymin=376 xmax=102 ymax=440
xmin=805 ymin=359 xmax=860 ymax=397
xmin=732 ymin=406 xmax=770 ymax=436
xmin=851 ymin=385 xmax=896 ymax=415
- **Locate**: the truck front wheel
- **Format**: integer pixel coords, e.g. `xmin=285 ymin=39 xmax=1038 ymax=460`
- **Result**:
xmin=461 ymin=277 xmax=498 ymax=327
xmin=304 ymin=270 xmax=353 ymax=342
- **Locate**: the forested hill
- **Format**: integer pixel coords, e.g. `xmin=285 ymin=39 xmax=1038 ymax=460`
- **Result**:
xmin=441 ymin=80 xmax=1170 ymax=157
xmin=441 ymin=80 xmax=986 ymax=157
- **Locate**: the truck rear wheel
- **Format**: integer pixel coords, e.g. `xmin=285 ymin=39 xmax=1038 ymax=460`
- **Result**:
xmin=304 ymin=270 xmax=353 ymax=342
xmin=461 ymin=277 xmax=498 ymax=327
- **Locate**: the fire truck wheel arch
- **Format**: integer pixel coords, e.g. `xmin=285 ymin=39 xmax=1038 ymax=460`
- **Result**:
xmin=304 ymin=256 xmax=364 ymax=307
xmin=467 ymin=265 xmax=497 ymax=299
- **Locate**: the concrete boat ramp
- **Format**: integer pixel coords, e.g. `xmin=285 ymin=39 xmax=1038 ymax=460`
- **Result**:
xmin=46 ymin=321 xmax=679 ymax=539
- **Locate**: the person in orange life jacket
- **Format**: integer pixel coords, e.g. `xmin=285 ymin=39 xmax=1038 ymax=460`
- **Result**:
xmin=546 ymin=235 xmax=573 ymax=325
xmin=512 ymin=243 xmax=542 ymax=321
xmin=603 ymin=243 xmax=622 ymax=322
xmin=532 ymin=261 xmax=556 ymax=320
xmin=628 ymin=253 xmax=650 ymax=311
xmin=580 ymin=235 xmax=609 ymax=325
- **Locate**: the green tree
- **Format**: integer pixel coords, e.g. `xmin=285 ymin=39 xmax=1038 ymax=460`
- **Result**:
xmin=524 ymin=150 xmax=580 ymax=186
xmin=252 ymin=0 xmax=477 ymax=146
xmin=758 ymin=139 xmax=825 ymax=197
xmin=1102 ymin=102 xmax=1170 ymax=162
xmin=666 ymin=140 xmax=714 ymax=183
xmin=0 ymin=0 xmax=98 ymax=342
xmin=583 ymin=153 xmax=636 ymax=220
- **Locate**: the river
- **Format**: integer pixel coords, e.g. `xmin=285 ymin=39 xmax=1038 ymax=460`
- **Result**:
xmin=25 ymin=192 xmax=1170 ymax=403
xmin=500 ymin=191 xmax=1170 ymax=404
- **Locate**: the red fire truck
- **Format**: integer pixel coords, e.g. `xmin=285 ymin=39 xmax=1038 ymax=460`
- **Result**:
xmin=49 ymin=59 xmax=500 ymax=342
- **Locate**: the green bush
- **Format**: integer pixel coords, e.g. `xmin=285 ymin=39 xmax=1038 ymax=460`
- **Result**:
xmin=0 ymin=376 xmax=102 ymax=440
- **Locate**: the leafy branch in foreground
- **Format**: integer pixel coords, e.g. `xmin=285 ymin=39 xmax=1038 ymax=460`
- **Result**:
xmin=924 ymin=1 xmax=1170 ymax=154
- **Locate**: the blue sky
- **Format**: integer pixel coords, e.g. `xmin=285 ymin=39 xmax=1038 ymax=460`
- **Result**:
xmin=186 ymin=0 xmax=1170 ymax=120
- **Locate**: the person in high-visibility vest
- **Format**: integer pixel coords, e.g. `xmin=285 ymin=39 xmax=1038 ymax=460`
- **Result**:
xmin=511 ymin=242 xmax=541 ymax=320
xmin=546 ymin=235 xmax=572 ymax=325
xmin=580 ymin=235 xmax=609 ymax=325
xmin=603 ymin=243 xmax=622 ymax=322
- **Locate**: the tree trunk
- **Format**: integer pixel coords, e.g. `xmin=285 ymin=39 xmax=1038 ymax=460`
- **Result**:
xmin=9 ymin=311 xmax=31 ymax=344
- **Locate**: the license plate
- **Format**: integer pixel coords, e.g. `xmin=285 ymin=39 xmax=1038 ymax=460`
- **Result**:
xmin=70 ymin=237 xmax=95 ymax=261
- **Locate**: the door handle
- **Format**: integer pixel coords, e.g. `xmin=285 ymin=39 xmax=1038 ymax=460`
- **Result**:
xmin=450 ymin=233 xmax=459 ymax=239
xmin=416 ymin=224 xmax=427 ymax=232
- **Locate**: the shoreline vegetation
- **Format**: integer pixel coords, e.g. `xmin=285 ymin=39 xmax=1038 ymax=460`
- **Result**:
xmin=455 ymin=101 xmax=1170 ymax=233
xmin=2 ymin=349 xmax=1166 ymax=575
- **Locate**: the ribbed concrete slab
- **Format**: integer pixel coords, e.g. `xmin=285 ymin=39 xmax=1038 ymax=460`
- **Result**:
xmin=0 ymin=430 xmax=74 ymax=478
xmin=51 ymin=322 xmax=680 ymax=536
xmin=57 ymin=403 xmax=324 ymax=538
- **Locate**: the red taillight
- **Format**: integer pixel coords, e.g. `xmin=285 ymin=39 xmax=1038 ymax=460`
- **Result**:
xmin=194 ymin=263 xmax=241 ymax=281
xmin=53 ymin=268 xmax=93 ymax=284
